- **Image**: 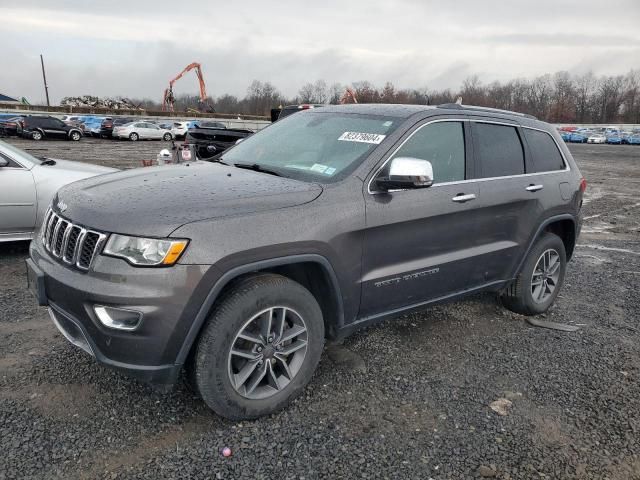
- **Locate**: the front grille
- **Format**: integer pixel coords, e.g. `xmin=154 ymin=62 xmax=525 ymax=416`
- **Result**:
xmin=41 ymin=208 xmax=107 ymax=271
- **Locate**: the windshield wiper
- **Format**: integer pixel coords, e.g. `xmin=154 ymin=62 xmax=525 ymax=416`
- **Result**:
xmin=233 ymin=162 xmax=283 ymax=177
xmin=38 ymin=156 xmax=56 ymax=166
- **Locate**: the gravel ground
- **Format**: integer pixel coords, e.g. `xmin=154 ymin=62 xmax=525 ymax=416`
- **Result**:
xmin=1 ymin=138 xmax=639 ymax=479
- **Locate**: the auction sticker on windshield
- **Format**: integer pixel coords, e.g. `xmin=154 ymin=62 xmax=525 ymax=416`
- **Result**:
xmin=338 ymin=132 xmax=386 ymax=144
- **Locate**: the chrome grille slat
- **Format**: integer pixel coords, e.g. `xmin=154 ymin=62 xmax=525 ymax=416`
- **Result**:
xmin=53 ymin=220 xmax=68 ymax=256
xmin=40 ymin=209 xmax=106 ymax=271
xmin=41 ymin=208 xmax=53 ymax=242
xmin=46 ymin=215 xmax=59 ymax=249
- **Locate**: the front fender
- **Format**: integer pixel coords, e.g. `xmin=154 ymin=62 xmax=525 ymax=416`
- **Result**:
xmin=174 ymin=254 xmax=344 ymax=366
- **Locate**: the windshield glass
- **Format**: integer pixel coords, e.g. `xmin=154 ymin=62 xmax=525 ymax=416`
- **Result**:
xmin=0 ymin=140 xmax=42 ymax=167
xmin=222 ymin=112 xmax=400 ymax=183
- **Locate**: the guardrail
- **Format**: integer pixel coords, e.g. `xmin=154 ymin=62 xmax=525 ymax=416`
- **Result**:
xmin=0 ymin=102 xmax=271 ymax=131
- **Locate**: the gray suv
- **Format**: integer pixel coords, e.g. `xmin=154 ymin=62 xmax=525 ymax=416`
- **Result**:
xmin=27 ymin=104 xmax=585 ymax=420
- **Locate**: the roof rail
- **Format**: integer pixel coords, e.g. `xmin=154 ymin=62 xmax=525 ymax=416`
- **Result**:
xmin=437 ymin=103 xmax=537 ymax=120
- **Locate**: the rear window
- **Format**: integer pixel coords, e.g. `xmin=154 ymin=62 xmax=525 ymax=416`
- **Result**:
xmin=523 ymin=128 xmax=565 ymax=173
xmin=474 ymin=123 xmax=524 ymax=178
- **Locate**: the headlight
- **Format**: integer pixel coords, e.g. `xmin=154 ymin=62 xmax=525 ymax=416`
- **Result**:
xmin=103 ymin=234 xmax=188 ymax=266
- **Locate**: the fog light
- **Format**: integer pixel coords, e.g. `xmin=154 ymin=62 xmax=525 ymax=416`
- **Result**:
xmin=94 ymin=305 xmax=142 ymax=331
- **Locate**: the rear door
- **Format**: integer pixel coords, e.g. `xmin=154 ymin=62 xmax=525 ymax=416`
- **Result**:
xmin=469 ymin=119 xmax=541 ymax=282
xmin=46 ymin=118 xmax=68 ymax=139
xmin=360 ymin=118 xmax=484 ymax=318
xmin=0 ymin=152 xmax=37 ymax=236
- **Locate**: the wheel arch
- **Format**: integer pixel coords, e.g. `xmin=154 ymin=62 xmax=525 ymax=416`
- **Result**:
xmin=513 ymin=214 xmax=577 ymax=278
xmin=175 ymin=254 xmax=344 ymax=366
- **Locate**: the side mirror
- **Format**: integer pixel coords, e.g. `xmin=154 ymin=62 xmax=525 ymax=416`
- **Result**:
xmin=376 ymin=157 xmax=434 ymax=191
xmin=0 ymin=157 xmax=9 ymax=167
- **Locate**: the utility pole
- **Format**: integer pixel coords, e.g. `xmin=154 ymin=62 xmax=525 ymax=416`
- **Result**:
xmin=40 ymin=54 xmax=50 ymax=107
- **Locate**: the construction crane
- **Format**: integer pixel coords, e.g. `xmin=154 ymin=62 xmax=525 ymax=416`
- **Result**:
xmin=339 ymin=87 xmax=358 ymax=104
xmin=162 ymin=62 xmax=214 ymax=112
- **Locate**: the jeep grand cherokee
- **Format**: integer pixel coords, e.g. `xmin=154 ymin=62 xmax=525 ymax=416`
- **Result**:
xmin=27 ymin=103 xmax=585 ymax=420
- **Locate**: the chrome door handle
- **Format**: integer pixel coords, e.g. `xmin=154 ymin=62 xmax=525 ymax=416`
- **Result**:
xmin=452 ymin=193 xmax=476 ymax=203
xmin=526 ymin=184 xmax=544 ymax=192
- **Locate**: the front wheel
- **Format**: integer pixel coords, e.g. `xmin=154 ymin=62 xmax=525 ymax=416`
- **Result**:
xmin=69 ymin=131 xmax=81 ymax=141
xmin=500 ymin=232 xmax=567 ymax=316
xmin=129 ymin=132 xmax=139 ymax=141
xmin=163 ymin=132 xmax=172 ymax=141
xmin=192 ymin=273 xmax=324 ymax=420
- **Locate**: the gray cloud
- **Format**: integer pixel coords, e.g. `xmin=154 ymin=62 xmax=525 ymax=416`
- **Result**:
xmin=0 ymin=0 xmax=638 ymax=103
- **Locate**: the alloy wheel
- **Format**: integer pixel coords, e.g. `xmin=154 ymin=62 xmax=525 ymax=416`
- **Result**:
xmin=228 ymin=306 xmax=308 ymax=400
xmin=530 ymin=248 xmax=561 ymax=303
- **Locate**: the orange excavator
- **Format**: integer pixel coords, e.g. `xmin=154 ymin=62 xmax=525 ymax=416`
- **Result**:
xmin=162 ymin=62 xmax=214 ymax=112
xmin=339 ymin=87 xmax=358 ymax=104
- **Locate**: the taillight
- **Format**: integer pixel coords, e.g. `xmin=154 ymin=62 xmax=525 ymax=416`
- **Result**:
xmin=579 ymin=178 xmax=587 ymax=193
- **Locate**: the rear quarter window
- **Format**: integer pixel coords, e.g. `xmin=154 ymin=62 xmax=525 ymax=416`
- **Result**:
xmin=523 ymin=128 xmax=566 ymax=173
xmin=474 ymin=123 xmax=524 ymax=178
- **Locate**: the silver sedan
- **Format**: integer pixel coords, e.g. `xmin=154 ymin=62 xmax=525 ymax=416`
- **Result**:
xmin=112 ymin=122 xmax=173 ymax=141
xmin=0 ymin=140 xmax=117 ymax=243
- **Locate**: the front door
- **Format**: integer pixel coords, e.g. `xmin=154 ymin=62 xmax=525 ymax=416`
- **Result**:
xmin=0 ymin=153 xmax=36 ymax=236
xmin=360 ymin=119 xmax=484 ymax=318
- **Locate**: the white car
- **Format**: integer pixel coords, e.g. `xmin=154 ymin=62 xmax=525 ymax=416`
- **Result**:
xmin=0 ymin=140 xmax=116 ymax=242
xmin=170 ymin=121 xmax=191 ymax=139
xmin=587 ymin=133 xmax=606 ymax=144
xmin=113 ymin=122 xmax=173 ymax=141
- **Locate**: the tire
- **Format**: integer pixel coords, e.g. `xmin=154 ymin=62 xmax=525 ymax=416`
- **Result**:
xmin=31 ymin=131 xmax=43 ymax=141
xmin=129 ymin=132 xmax=139 ymax=141
xmin=69 ymin=131 xmax=81 ymax=141
xmin=192 ymin=273 xmax=324 ymax=420
xmin=501 ymin=232 xmax=567 ymax=316
xmin=163 ymin=132 xmax=172 ymax=141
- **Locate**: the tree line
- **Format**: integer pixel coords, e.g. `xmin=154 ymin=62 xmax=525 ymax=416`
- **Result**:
xmin=130 ymin=70 xmax=640 ymax=123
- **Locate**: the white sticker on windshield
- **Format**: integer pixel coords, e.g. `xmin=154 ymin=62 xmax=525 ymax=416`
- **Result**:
xmin=325 ymin=167 xmax=337 ymax=175
xmin=310 ymin=163 xmax=328 ymax=173
xmin=338 ymin=132 xmax=386 ymax=144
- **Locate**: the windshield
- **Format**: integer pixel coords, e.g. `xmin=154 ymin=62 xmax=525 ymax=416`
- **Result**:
xmin=0 ymin=140 xmax=42 ymax=167
xmin=222 ymin=112 xmax=400 ymax=183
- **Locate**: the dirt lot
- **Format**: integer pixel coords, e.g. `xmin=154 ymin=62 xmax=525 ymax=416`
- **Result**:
xmin=1 ymin=138 xmax=639 ymax=479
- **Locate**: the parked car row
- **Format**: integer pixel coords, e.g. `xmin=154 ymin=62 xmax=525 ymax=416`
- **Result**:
xmin=558 ymin=127 xmax=640 ymax=145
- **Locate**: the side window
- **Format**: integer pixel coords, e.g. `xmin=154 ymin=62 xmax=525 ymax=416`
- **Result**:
xmin=390 ymin=121 xmax=466 ymax=183
xmin=0 ymin=152 xmax=22 ymax=168
xmin=474 ymin=123 xmax=524 ymax=178
xmin=523 ymin=128 xmax=565 ymax=173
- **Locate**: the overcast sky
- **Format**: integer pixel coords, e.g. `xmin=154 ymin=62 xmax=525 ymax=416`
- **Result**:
xmin=1 ymin=0 xmax=639 ymax=104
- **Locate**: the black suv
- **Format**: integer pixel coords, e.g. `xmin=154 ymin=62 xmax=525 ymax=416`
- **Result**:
xmin=100 ymin=117 xmax=133 ymax=138
xmin=27 ymin=104 xmax=585 ymax=420
xmin=20 ymin=115 xmax=83 ymax=141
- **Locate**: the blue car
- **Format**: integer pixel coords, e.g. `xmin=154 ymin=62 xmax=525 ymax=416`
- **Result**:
xmin=569 ymin=131 xmax=589 ymax=143
xmin=626 ymin=133 xmax=640 ymax=145
xmin=559 ymin=131 xmax=572 ymax=142
xmin=606 ymin=133 xmax=622 ymax=144
xmin=79 ymin=116 xmax=107 ymax=137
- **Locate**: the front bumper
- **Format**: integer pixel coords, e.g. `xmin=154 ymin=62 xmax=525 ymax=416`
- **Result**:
xmin=28 ymin=238 xmax=212 ymax=385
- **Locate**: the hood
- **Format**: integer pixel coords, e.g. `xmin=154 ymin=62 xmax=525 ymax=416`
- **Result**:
xmin=54 ymin=162 xmax=323 ymax=237
xmin=43 ymin=158 xmax=117 ymax=175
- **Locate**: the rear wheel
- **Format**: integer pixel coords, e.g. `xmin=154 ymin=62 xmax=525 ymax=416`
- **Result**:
xmin=192 ymin=273 xmax=324 ymax=420
xmin=69 ymin=131 xmax=81 ymax=141
xmin=31 ymin=131 xmax=43 ymax=141
xmin=501 ymin=232 xmax=566 ymax=316
xmin=129 ymin=132 xmax=139 ymax=141
xmin=163 ymin=132 xmax=172 ymax=141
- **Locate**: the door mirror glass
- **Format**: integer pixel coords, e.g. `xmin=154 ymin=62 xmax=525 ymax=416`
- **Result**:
xmin=0 ymin=157 xmax=9 ymax=167
xmin=376 ymin=157 xmax=434 ymax=191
